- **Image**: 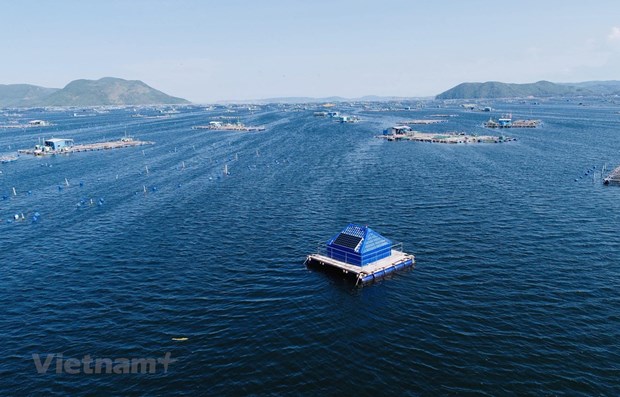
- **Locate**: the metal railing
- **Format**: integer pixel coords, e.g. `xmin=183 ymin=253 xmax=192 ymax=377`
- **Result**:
xmin=313 ymin=242 xmax=405 ymax=266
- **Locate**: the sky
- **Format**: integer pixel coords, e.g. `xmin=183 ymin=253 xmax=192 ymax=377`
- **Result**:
xmin=1 ymin=0 xmax=619 ymax=103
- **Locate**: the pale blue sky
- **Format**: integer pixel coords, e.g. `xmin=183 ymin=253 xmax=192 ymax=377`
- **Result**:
xmin=1 ymin=0 xmax=619 ymax=102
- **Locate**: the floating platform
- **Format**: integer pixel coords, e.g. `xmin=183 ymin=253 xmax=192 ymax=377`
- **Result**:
xmin=305 ymin=224 xmax=415 ymax=286
xmin=306 ymin=250 xmax=415 ymax=286
xmin=192 ymin=122 xmax=265 ymax=131
xmin=0 ymin=155 xmax=18 ymax=164
xmin=401 ymin=119 xmax=448 ymax=125
xmin=484 ymin=118 xmax=541 ymax=128
xmin=604 ymin=165 xmax=620 ymax=185
xmin=0 ymin=120 xmax=52 ymax=129
xmin=378 ymin=130 xmax=514 ymax=144
xmin=18 ymin=138 xmax=154 ymax=156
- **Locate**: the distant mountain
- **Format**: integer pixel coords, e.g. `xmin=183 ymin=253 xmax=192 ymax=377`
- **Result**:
xmin=0 ymin=77 xmax=189 ymax=107
xmin=436 ymin=80 xmax=597 ymax=99
xmin=31 ymin=77 xmax=189 ymax=106
xmin=0 ymin=84 xmax=59 ymax=107
xmin=563 ymin=81 xmax=620 ymax=96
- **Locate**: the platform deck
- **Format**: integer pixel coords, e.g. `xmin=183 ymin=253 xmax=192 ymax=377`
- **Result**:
xmin=306 ymin=250 xmax=415 ymax=286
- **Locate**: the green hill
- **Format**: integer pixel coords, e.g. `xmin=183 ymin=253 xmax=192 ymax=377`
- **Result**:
xmin=0 ymin=84 xmax=59 ymax=107
xmin=0 ymin=77 xmax=190 ymax=107
xmin=32 ymin=77 xmax=189 ymax=106
xmin=436 ymin=80 xmax=595 ymax=99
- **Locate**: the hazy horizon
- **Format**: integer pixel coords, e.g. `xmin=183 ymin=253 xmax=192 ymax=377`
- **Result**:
xmin=2 ymin=0 xmax=620 ymax=103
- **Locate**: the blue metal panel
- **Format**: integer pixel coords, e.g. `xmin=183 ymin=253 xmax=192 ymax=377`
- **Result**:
xmin=326 ymin=224 xmax=393 ymax=266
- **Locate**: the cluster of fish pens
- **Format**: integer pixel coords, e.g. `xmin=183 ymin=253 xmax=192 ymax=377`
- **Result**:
xmin=5 ymin=100 xmax=619 ymax=286
xmin=0 ymin=106 xmax=297 ymax=228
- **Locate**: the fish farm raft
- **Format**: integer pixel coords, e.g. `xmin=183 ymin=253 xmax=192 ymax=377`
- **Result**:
xmin=604 ymin=165 xmax=620 ymax=185
xmin=379 ymin=126 xmax=514 ymax=144
xmin=192 ymin=121 xmax=265 ymax=131
xmin=305 ymin=224 xmax=415 ymax=286
xmin=17 ymin=137 xmax=154 ymax=156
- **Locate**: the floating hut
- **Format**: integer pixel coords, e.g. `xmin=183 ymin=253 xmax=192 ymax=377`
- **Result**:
xmin=484 ymin=115 xmax=541 ymax=128
xmin=335 ymin=115 xmax=360 ymax=123
xmin=383 ymin=125 xmax=412 ymax=136
xmin=28 ymin=120 xmax=51 ymax=127
xmin=305 ymin=224 xmax=415 ymax=286
xmin=604 ymin=165 xmax=620 ymax=185
xmin=44 ymin=138 xmax=74 ymax=151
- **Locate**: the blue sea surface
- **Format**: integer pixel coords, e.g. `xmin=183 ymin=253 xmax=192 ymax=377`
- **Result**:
xmin=0 ymin=101 xmax=619 ymax=395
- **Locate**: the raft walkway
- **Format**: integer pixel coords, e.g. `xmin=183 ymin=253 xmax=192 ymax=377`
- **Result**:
xmin=401 ymin=119 xmax=448 ymax=125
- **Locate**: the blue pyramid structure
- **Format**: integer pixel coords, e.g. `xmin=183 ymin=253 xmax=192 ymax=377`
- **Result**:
xmin=325 ymin=224 xmax=393 ymax=266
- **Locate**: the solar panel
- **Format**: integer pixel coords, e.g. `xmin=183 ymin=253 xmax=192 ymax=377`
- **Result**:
xmin=332 ymin=233 xmax=362 ymax=250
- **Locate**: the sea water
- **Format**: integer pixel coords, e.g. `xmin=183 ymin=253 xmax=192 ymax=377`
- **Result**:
xmin=0 ymin=100 xmax=618 ymax=395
